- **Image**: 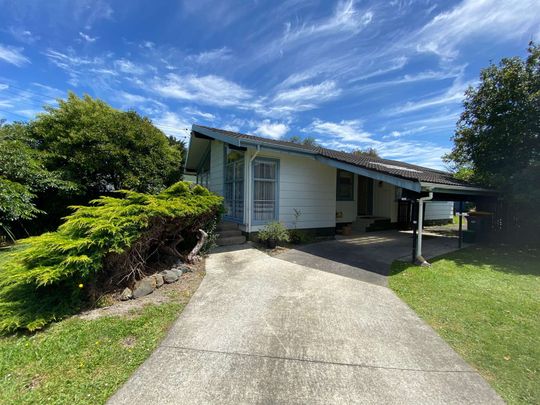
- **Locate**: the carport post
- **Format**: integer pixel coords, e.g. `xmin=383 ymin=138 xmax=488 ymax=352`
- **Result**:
xmin=412 ymin=219 xmax=417 ymax=263
xmin=458 ymin=201 xmax=464 ymax=249
xmin=416 ymin=191 xmax=433 ymax=266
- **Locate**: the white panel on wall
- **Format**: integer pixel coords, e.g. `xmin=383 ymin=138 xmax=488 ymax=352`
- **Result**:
xmin=424 ymin=201 xmax=454 ymax=220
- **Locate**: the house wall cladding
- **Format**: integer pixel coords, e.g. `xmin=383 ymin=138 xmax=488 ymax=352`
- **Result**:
xmin=373 ymin=181 xmax=398 ymax=222
xmin=208 ymin=140 xmax=224 ymax=196
xmin=246 ymin=149 xmax=336 ymax=231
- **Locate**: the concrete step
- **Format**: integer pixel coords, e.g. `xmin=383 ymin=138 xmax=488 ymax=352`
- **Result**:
xmin=218 ymin=229 xmax=243 ymax=238
xmin=216 ymin=235 xmax=246 ymax=246
xmin=216 ymin=221 xmax=238 ymax=231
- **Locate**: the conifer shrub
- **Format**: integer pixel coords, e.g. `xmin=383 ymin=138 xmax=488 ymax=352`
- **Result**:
xmin=0 ymin=182 xmax=222 ymax=333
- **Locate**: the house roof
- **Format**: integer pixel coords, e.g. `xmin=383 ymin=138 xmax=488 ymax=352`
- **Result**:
xmin=190 ymin=124 xmax=495 ymax=195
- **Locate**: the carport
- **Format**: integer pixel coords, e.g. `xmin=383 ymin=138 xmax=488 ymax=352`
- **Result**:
xmin=399 ymin=184 xmax=498 ymax=265
xmin=312 ymin=152 xmax=498 ymax=266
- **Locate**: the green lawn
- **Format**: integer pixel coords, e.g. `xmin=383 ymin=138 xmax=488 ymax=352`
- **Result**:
xmin=0 ymin=245 xmax=197 ymax=405
xmin=389 ymin=246 xmax=540 ymax=405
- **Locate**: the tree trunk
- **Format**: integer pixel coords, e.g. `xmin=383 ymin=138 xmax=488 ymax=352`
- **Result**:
xmin=186 ymin=229 xmax=208 ymax=263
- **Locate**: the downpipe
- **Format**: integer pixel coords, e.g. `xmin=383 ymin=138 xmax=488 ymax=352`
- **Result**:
xmin=416 ymin=191 xmax=433 ymax=266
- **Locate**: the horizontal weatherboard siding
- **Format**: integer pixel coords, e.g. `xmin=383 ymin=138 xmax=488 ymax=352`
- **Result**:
xmin=246 ymin=149 xmax=336 ymax=231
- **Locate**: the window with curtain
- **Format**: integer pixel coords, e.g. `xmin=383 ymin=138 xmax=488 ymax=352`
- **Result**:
xmin=336 ymin=169 xmax=354 ymax=201
xmin=253 ymin=159 xmax=278 ymax=222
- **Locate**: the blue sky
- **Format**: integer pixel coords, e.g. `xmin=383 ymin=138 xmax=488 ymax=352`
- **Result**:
xmin=0 ymin=0 xmax=538 ymax=169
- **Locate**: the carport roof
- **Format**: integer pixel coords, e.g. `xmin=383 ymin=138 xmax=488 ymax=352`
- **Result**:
xmin=189 ymin=124 xmax=496 ymax=196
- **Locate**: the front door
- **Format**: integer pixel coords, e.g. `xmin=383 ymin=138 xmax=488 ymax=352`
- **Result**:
xmin=224 ymin=147 xmax=244 ymax=221
xmin=357 ymin=176 xmax=373 ymax=216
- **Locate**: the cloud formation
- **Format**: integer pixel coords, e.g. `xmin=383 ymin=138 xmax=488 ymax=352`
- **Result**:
xmin=0 ymin=44 xmax=30 ymax=66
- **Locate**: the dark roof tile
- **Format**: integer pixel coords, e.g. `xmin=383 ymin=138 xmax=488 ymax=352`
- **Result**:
xmin=194 ymin=125 xmax=470 ymax=187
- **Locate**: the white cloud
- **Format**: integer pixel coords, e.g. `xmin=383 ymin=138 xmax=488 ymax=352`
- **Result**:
xmin=44 ymin=48 xmax=104 ymax=86
xmin=152 ymin=111 xmax=191 ymax=139
xmin=188 ymin=47 xmax=232 ymax=64
xmin=254 ymin=120 xmax=289 ymax=139
xmin=8 ymin=27 xmax=39 ymax=44
xmin=183 ymin=106 xmax=216 ymax=121
xmin=0 ymin=44 xmax=30 ymax=66
xmin=303 ymin=119 xmax=449 ymax=169
xmin=79 ymin=32 xmax=98 ymax=42
xmin=116 ymin=91 xmax=148 ymax=105
xmin=306 ymin=119 xmax=374 ymax=143
xmin=283 ymin=0 xmax=373 ymax=45
xmin=151 ymin=73 xmax=252 ymax=108
xmin=274 ymin=80 xmax=340 ymax=104
xmin=386 ymin=78 xmax=473 ymax=116
xmin=140 ymin=41 xmax=155 ymax=49
xmin=415 ymin=0 xmax=540 ymax=60
xmin=114 ymin=58 xmax=145 ymax=75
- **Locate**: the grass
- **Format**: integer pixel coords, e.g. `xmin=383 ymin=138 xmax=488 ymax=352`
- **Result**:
xmin=0 ymin=245 xmax=195 ymax=405
xmin=389 ymin=246 xmax=540 ymax=404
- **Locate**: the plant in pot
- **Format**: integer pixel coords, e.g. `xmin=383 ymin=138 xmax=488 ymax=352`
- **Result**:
xmin=258 ymin=221 xmax=290 ymax=249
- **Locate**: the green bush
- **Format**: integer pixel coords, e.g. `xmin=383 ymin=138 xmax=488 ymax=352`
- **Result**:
xmin=258 ymin=221 xmax=290 ymax=245
xmin=289 ymin=229 xmax=314 ymax=244
xmin=0 ymin=182 xmax=222 ymax=334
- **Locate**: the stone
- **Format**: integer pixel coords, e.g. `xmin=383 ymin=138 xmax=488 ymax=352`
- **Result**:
xmin=170 ymin=268 xmax=184 ymax=277
xmin=160 ymin=270 xmax=179 ymax=284
xmin=120 ymin=287 xmax=133 ymax=301
xmin=132 ymin=278 xmax=155 ymax=299
xmin=152 ymin=273 xmax=164 ymax=288
xmin=176 ymin=264 xmax=192 ymax=273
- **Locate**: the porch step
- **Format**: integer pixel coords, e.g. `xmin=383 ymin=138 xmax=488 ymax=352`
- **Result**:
xmin=216 ymin=221 xmax=239 ymax=231
xmin=216 ymin=221 xmax=246 ymax=246
xmin=352 ymin=216 xmax=391 ymax=233
xmin=216 ymin=235 xmax=246 ymax=246
xmin=218 ymin=229 xmax=243 ymax=238
xmin=366 ymin=221 xmax=396 ymax=232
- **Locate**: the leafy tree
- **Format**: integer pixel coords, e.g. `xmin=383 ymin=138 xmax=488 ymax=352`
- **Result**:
xmin=23 ymin=92 xmax=184 ymax=230
xmin=352 ymin=147 xmax=379 ymax=157
xmin=444 ymin=42 xmax=540 ymax=237
xmin=287 ymin=135 xmax=319 ymax=147
xmin=31 ymin=93 xmax=184 ymax=196
xmin=0 ymin=122 xmax=72 ymax=240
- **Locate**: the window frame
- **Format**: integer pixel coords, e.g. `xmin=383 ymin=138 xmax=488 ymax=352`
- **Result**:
xmin=251 ymin=157 xmax=280 ymax=225
xmin=223 ymin=145 xmax=245 ymax=223
xmin=336 ymin=169 xmax=355 ymax=201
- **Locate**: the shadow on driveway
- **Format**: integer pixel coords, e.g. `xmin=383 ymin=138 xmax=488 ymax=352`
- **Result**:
xmin=275 ymin=230 xmax=463 ymax=286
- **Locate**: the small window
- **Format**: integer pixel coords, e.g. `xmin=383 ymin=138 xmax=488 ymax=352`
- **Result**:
xmin=336 ymin=170 xmax=354 ymax=201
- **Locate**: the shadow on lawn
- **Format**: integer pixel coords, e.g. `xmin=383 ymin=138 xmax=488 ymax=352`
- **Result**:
xmin=420 ymin=245 xmax=540 ymax=277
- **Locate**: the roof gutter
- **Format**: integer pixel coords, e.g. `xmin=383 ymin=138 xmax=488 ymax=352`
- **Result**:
xmin=420 ymin=182 xmax=497 ymax=195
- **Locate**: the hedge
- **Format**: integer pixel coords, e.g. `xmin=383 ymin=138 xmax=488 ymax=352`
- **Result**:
xmin=0 ymin=182 xmax=222 ymax=333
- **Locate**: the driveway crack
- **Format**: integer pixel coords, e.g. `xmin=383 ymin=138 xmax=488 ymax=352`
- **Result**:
xmin=159 ymin=344 xmax=475 ymax=374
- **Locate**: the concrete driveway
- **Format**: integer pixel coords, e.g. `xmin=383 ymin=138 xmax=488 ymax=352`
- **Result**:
xmin=277 ymin=230 xmax=465 ymax=286
xmin=108 ymin=242 xmax=501 ymax=405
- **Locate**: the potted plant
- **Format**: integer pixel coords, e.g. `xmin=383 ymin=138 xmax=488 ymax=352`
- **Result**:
xmin=258 ymin=221 xmax=290 ymax=249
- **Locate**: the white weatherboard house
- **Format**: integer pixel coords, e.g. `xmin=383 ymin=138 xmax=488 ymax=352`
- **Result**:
xmin=185 ymin=125 xmax=492 ymax=249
